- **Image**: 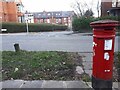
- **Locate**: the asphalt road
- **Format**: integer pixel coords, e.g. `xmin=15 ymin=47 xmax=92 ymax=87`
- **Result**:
xmin=0 ymin=31 xmax=119 ymax=52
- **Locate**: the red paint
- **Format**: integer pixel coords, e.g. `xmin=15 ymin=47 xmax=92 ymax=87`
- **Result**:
xmin=90 ymin=20 xmax=119 ymax=80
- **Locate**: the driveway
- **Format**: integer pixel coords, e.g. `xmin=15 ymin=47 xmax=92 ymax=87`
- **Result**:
xmin=0 ymin=31 xmax=119 ymax=52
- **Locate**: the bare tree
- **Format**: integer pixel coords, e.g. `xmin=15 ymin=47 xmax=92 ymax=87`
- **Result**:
xmin=71 ymin=0 xmax=92 ymax=17
xmin=76 ymin=1 xmax=83 ymax=16
xmin=84 ymin=9 xmax=94 ymax=17
xmin=116 ymin=0 xmax=119 ymax=7
xmin=97 ymin=0 xmax=101 ymax=17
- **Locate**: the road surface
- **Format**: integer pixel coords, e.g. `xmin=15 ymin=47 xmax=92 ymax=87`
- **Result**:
xmin=0 ymin=31 xmax=119 ymax=52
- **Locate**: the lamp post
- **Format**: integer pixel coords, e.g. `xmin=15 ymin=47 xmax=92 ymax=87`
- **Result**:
xmin=25 ymin=11 xmax=29 ymax=34
xmin=26 ymin=19 xmax=29 ymax=34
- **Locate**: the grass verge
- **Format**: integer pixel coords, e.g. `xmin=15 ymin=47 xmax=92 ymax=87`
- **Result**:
xmin=1 ymin=50 xmax=82 ymax=81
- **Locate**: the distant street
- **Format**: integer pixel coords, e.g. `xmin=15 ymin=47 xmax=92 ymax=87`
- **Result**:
xmin=0 ymin=31 xmax=119 ymax=52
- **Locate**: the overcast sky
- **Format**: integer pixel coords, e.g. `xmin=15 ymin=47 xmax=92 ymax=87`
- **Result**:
xmin=21 ymin=0 xmax=99 ymax=17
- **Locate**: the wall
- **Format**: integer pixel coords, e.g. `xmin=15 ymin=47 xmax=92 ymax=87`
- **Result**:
xmin=101 ymin=1 xmax=112 ymax=17
xmin=0 ymin=1 xmax=3 ymax=22
xmin=34 ymin=17 xmax=71 ymax=27
xmin=0 ymin=0 xmax=23 ymax=22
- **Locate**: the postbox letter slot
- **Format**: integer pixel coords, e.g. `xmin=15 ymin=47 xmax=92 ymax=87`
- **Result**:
xmin=104 ymin=70 xmax=110 ymax=72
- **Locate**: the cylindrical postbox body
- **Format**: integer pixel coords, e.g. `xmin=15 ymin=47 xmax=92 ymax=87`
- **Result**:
xmin=90 ymin=20 xmax=119 ymax=89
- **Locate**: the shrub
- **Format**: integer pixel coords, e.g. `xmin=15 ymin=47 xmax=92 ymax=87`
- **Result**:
xmin=72 ymin=17 xmax=94 ymax=32
xmin=1 ymin=22 xmax=67 ymax=33
xmin=72 ymin=16 xmax=120 ymax=32
xmin=2 ymin=22 xmax=26 ymax=33
xmin=94 ymin=16 xmax=120 ymax=31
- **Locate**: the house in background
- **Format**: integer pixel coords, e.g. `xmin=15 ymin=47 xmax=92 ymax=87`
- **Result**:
xmin=101 ymin=0 xmax=120 ymax=17
xmin=24 ymin=11 xmax=34 ymax=23
xmin=33 ymin=11 xmax=75 ymax=29
xmin=109 ymin=0 xmax=120 ymax=16
xmin=0 ymin=0 xmax=24 ymax=22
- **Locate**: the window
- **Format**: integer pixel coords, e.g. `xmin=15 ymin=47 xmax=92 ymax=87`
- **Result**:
xmin=37 ymin=19 xmax=40 ymax=23
xmin=118 ymin=0 xmax=120 ymax=7
xmin=112 ymin=0 xmax=120 ymax=7
xmin=40 ymin=19 xmax=43 ymax=23
xmin=16 ymin=4 xmax=24 ymax=12
xmin=56 ymin=18 xmax=61 ymax=24
xmin=47 ymin=19 xmax=50 ymax=23
xmin=64 ymin=18 xmax=67 ymax=22
xmin=17 ymin=6 xmax=21 ymax=12
xmin=56 ymin=19 xmax=59 ymax=23
xmin=18 ymin=16 xmax=21 ymax=23
xmin=65 ymin=23 xmax=68 ymax=26
xmin=58 ymin=18 xmax=62 ymax=24
xmin=47 ymin=13 xmax=51 ymax=16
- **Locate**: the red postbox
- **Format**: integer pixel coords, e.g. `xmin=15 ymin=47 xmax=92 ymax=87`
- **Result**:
xmin=90 ymin=20 xmax=119 ymax=89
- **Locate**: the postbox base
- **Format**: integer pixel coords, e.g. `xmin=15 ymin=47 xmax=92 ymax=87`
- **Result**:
xmin=92 ymin=76 xmax=112 ymax=90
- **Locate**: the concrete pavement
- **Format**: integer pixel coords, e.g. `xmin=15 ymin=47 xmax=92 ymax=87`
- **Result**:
xmin=79 ymin=53 xmax=120 ymax=90
xmin=78 ymin=53 xmax=93 ymax=78
xmin=2 ymin=80 xmax=90 ymax=88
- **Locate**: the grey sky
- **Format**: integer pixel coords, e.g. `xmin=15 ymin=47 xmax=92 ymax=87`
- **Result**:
xmin=22 ymin=0 xmax=100 ymax=17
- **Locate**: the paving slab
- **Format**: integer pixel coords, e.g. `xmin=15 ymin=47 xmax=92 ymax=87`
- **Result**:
xmin=84 ymin=70 xmax=92 ymax=77
xmin=79 ymin=53 xmax=93 ymax=62
xmin=1 ymin=80 xmax=91 ymax=89
xmin=41 ymin=80 xmax=65 ymax=88
xmin=2 ymin=80 xmax=24 ymax=88
xmin=65 ymin=81 xmax=89 ymax=88
xmin=0 ymin=82 xmax=2 ymax=90
xmin=79 ymin=53 xmax=93 ymax=77
xmin=118 ymin=82 xmax=120 ymax=90
xmin=113 ymin=82 xmax=120 ymax=89
xmin=20 ymin=80 xmax=43 ymax=88
xmin=2 ymin=88 xmax=21 ymax=90
xmin=82 ymin=62 xmax=92 ymax=70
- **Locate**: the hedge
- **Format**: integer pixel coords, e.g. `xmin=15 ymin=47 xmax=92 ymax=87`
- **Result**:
xmin=72 ymin=17 xmax=94 ymax=32
xmin=1 ymin=22 xmax=67 ymax=33
xmin=72 ymin=16 xmax=120 ymax=32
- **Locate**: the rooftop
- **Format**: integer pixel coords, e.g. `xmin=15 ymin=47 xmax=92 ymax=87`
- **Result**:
xmin=33 ymin=11 xmax=75 ymax=19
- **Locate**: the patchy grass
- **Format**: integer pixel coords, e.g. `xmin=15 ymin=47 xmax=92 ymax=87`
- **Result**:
xmin=2 ymin=50 xmax=82 ymax=81
xmin=81 ymin=73 xmax=91 ymax=82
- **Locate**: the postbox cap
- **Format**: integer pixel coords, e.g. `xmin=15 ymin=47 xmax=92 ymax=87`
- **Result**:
xmin=90 ymin=20 xmax=119 ymax=28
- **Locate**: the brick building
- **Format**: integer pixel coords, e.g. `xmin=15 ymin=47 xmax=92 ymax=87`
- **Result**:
xmin=101 ymin=0 xmax=112 ymax=17
xmin=101 ymin=0 xmax=120 ymax=17
xmin=33 ymin=11 xmax=75 ymax=28
xmin=0 ymin=0 xmax=24 ymax=22
xmin=109 ymin=0 xmax=120 ymax=16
